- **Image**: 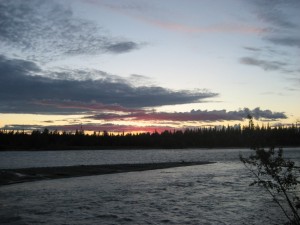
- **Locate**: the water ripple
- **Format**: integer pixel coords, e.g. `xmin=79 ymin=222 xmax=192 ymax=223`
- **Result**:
xmin=1 ymin=148 xmax=299 ymax=224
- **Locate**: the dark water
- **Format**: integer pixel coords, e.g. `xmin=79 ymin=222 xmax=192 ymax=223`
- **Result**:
xmin=0 ymin=148 xmax=299 ymax=225
xmin=0 ymin=148 xmax=254 ymax=169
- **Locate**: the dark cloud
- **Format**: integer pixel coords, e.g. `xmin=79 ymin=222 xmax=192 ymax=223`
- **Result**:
xmin=0 ymin=55 xmax=41 ymax=74
xmin=43 ymin=120 xmax=54 ymax=124
xmin=267 ymin=37 xmax=300 ymax=48
xmin=243 ymin=107 xmax=287 ymax=120
xmin=87 ymin=107 xmax=287 ymax=122
xmin=242 ymin=1 xmax=300 ymax=76
xmin=0 ymin=0 xmax=141 ymax=61
xmin=243 ymin=47 xmax=261 ymax=52
xmin=105 ymin=41 xmax=140 ymax=53
xmin=35 ymin=100 xmax=145 ymax=113
xmin=0 ymin=56 xmax=218 ymax=114
xmin=239 ymin=57 xmax=287 ymax=71
xmin=249 ymin=0 xmax=300 ymax=48
xmin=251 ymin=0 xmax=300 ymax=29
xmin=1 ymin=124 xmax=45 ymax=131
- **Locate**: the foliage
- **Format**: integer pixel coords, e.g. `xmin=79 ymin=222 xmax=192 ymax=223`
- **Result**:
xmin=240 ymin=147 xmax=300 ymax=225
xmin=0 ymin=123 xmax=300 ymax=150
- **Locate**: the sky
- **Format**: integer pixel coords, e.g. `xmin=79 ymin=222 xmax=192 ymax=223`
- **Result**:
xmin=0 ymin=0 xmax=299 ymax=133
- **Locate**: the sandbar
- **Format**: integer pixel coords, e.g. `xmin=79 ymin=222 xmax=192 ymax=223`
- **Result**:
xmin=0 ymin=161 xmax=214 ymax=186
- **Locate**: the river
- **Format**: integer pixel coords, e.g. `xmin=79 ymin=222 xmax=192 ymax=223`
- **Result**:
xmin=0 ymin=148 xmax=299 ymax=224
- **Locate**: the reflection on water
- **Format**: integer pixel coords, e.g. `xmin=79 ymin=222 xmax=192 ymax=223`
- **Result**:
xmin=0 ymin=148 xmax=299 ymax=225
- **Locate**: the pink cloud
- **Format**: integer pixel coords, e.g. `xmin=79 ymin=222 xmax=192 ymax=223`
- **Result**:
xmin=139 ymin=16 xmax=267 ymax=34
xmin=49 ymin=123 xmax=174 ymax=133
xmin=83 ymin=0 xmax=267 ymax=35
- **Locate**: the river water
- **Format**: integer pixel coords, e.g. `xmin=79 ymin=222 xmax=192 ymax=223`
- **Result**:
xmin=0 ymin=148 xmax=299 ymax=225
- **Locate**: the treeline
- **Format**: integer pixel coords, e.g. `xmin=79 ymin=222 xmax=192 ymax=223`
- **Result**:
xmin=1 ymin=124 xmax=300 ymax=150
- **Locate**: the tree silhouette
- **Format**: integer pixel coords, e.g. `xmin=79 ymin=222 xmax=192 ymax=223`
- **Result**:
xmin=0 ymin=123 xmax=299 ymax=150
xmin=240 ymin=147 xmax=300 ymax=224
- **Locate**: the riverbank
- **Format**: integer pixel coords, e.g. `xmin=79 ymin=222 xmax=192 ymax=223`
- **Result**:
xmin=0 ymin=161 xmax=214 ymax=186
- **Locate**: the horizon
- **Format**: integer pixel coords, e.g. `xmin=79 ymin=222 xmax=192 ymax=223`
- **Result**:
xmin=1 ymin=120 xmax=299 ymax=136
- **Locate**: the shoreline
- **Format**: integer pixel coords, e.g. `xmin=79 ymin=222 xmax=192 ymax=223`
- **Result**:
xmin=0 ymin=146 xmax=245 ymax=151
xmin=1 ymin=146 xmax=298 ymax=152
xmin=0 ymin=161 xmax=214 ymax=186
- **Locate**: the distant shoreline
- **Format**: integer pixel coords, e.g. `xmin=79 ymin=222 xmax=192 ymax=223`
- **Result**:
xmin=1 ymin=146 xmax=299 ymax=152
xmin=0 ymin=161 xmax=214 ymax=186
xmin=0 ymin=146 xmax=244 ymax=151
xmin=2 ymin=125 xmax=300 ymax=151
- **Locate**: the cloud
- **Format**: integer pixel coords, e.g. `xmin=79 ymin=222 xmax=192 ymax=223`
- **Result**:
xmin=0 ymin=55 xmax=218 ymax=114
xmin=1 ymin=124 xmax=46 ymax=131
xmin=104 ymin=41 xmax=140 ymax=53
xmin=248 ymin=0 xmax=300 ymax=45
xmin=250 ymin=0 xmax=300 ymax=29
xmin=87 ymin=0 xmax=266 ymax=35
xmin=87 ymin=107 xmax=287 ymax=122
xmin=138 ymin=17 xmax=266 ymax=34
xmin=243 ymin=47 xmax=261 ymax=52
xmin=241 ymin=1 xmax=300 ymax=76
xmin=246 ymin=107 xmax=287 ymax=120
xmin=0 ymin=0 xmax=141 ymax=61
xmin=1 ymin=107 xmax=287 ymax=132
xmin=128 ymin=74 xmax=153 ymax=86
xmin=239 ymin=57 xmax=287 ymax=71
xmin=2 ymin=123 xmax=174 ymax=133
xmin=267 ymin=37 xmax=300 ymax=48
xmin=43 ymin=120 xmax=55 ymax=124
xmin=35 ymin=100 xmax=145 ymax=114
xmin=59 ymin=123 xmax=174 ymax=133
